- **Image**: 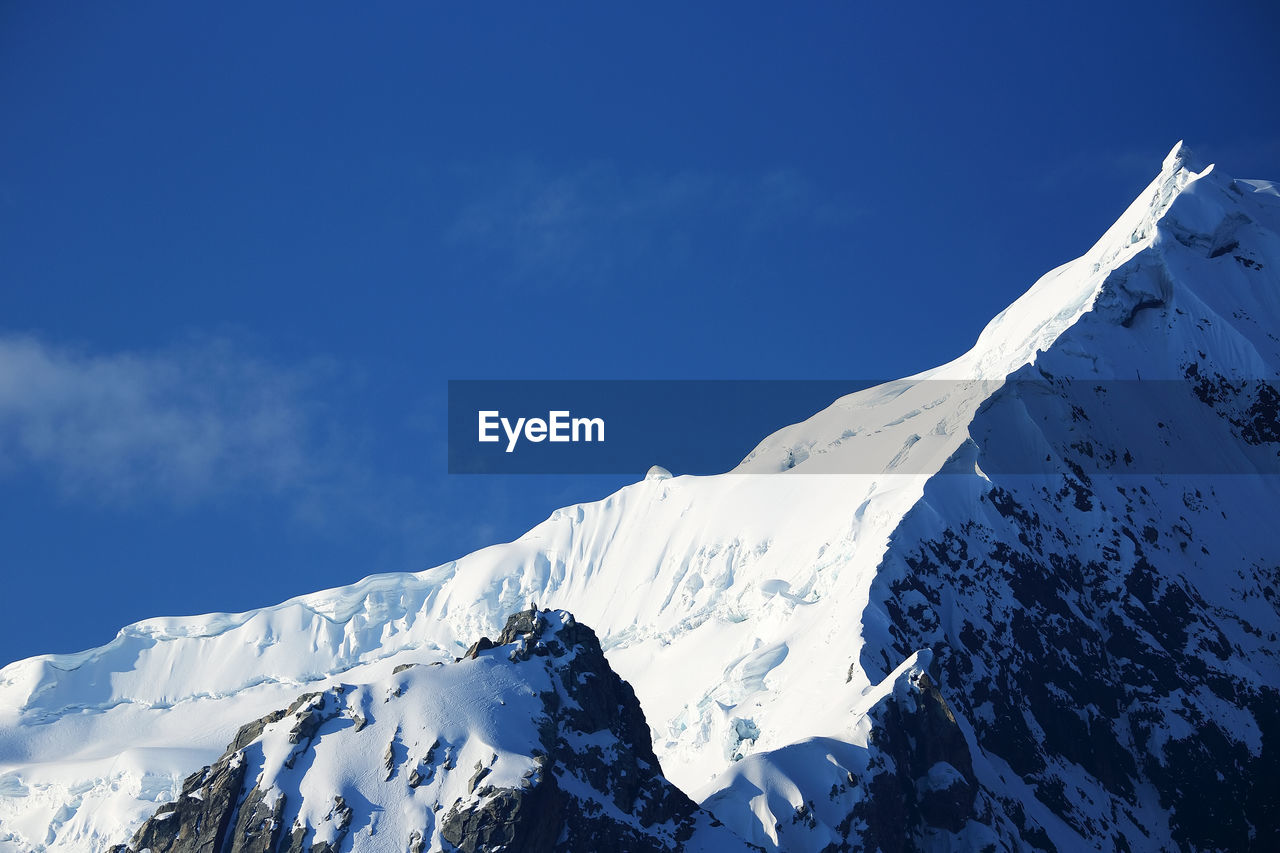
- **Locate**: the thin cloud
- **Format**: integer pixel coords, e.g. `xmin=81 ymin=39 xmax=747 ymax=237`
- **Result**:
xmin=442 ymin=162 xmax=861 ymax=285
xmin=0 ymin=332 xmax=544 ymax=577
xmin=0 ymin=334 xmax=327 ymax=504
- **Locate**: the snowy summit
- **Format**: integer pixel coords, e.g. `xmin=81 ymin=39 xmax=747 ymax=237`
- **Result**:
xmin=1 ymin=143 xmax=1278 ymax=851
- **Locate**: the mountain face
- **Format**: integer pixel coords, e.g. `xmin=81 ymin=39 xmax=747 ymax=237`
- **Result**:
xmin=106 ymin=609 xmax=749 ymax=853
xmin=1 ymin=143 xmax=1277 ymax=852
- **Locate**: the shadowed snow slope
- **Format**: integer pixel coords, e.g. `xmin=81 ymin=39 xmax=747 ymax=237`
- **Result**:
xmin=2 ymin=144 xmax=1278 ymax=851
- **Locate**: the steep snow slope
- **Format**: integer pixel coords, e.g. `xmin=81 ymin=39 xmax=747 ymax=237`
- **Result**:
xmin=698 ymin=152 xmax=1280 ymax=850
xmin=1 ymin=144 xmax=1276 ymax=851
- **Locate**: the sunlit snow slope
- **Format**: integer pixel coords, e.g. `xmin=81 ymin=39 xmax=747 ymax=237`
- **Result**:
xmin=2 ymin=143 xmax=1277 ymax=851
xmin=103 ymin=608 xmax=750 ymax=853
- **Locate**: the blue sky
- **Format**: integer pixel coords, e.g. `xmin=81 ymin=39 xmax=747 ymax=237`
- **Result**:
xmin=1 ymin=2 xmax=1277 ymax=665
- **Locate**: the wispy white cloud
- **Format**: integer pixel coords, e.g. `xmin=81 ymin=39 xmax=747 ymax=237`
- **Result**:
xmin=442 ymin=161 xmax=860 ymax=285
xmin=0 ymin=335 xmax=328 ymax=504
xmin=0 ymin=332 xmax=547 ymax=578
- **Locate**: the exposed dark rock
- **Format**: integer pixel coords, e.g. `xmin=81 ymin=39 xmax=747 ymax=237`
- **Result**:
xmin=848 ymin=663 xmax=982 ymax=851
xmin=440 ymin=756 xmax=567 ymax=853
xmin=106 ymin=694 xmax=340 ymax=852
xmin=865 ymin=463 xmax=1279 ymax=850
xmin=111 ymin=609 xmax=750 ymax=853
xmin=1120 ymin=296 xmax=1166 ymax=328
xmin=277 ymin=821 xmax=309 ymax=853
xmin=440 ymin=608 xmax=722 ymax=853
xmin=307 ymin=796 xmax=352 ymax=853
xmin=227 ymin=783 xmax=286 ymax=853
xmin=227 ymin=707 xmax=290 ymax=754
xmin=463 ymin=635 xmax=496 ymax=659
xmin=107 ymin=737 xmax=248 ymax=853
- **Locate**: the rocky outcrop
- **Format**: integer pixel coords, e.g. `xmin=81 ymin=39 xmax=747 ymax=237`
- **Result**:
xmin=108 ymin=609 xmax=751 ymax=853
xmin=106 ymin=750 xmax=247 ymax=853
xmin=437 ymin=758 xmax=565 ymax=852
xmin=438 ymin=608 xmax=736 ymax=853
xmin=850 ymin=665 xmax=981 ymax=850
xmin=861 ymin=374 xmax=1280 ymax=849
xmin=698 ymin=651 xmax=1016 ymax=853
xmin=106 ymin=691 xmax=330 ymax=853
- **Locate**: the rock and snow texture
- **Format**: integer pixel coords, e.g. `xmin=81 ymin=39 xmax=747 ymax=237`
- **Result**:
xmin=1 ymin=143 xmax=1278 ymax=851
xmin=106 ymin=609 xmax=748 ymax=853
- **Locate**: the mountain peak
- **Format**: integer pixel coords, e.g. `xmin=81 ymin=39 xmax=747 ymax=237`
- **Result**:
xmin=960 ymin=141 xmax=1215 ymax=376
xmin=1162 ymin=138 xmax=1203 ymax=175
xmin=736 ymin=141 xmax=1277 ymax=475
xmin=2 ymin=147 xmax=1277 ymax=852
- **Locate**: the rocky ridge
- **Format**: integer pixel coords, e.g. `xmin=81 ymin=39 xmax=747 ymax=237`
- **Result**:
xmin=107 ymin=609 xmax=750 ymax=853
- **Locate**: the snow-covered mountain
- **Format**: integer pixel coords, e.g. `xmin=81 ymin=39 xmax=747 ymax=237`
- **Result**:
xmin=104 ymin=609 xmax=750 ymax=853
xmin=1 ymin=142 xmax=1277 ymax=851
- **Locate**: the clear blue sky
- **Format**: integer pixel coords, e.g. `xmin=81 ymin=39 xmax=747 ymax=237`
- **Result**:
xmin=1 ymin=2 xmax=1277 ymax=665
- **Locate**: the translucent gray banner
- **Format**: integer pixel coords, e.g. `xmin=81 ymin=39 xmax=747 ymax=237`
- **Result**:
xmin=446 ymin=379 xmax=1280 ymax=475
